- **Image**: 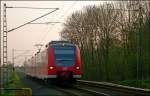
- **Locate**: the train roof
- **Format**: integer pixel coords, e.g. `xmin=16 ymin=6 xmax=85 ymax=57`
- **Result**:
xmin=45 ymin=41 xmax=74 ymax=48
xmin=49 ymin=41 xmax=71 ymax=44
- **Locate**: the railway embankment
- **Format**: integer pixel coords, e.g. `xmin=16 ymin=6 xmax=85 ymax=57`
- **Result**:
xmin=115 ymin=80 xmax=150 ymax=90
xmin=1 ymin=71 xmax=32 ymax=96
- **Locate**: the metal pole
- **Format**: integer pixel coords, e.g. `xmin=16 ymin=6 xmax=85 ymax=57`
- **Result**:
xmin=3 ymin=3 xmax=8 ymax=88
xmin=0 ymin=2 xmax=2 ymax=89
xmin=12 ymin=49 xmax=15 ymax=71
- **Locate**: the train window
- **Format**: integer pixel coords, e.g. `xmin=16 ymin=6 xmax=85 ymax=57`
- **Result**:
xmin=54 ymin=48 xmax=75 ymax=67
xmin=55 ymin=50 xmax=74 ymax=54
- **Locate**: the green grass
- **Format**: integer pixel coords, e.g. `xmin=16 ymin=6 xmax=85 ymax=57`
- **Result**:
xmin=8 ymin=71 xmax=24 ymax=88
xmin=1 ymin=71 xmax=25 ymax=96
xmin=115 ymin=80 xmax=150 ymax=89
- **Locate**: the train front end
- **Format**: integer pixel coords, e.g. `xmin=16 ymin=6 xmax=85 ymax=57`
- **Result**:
xmin=47 ymin=41 xmax=81 ymax=84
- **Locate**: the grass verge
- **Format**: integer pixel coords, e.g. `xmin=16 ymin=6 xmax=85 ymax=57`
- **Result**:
xmin=1 ymin=71 xmax=31 ymax=96
xmin=115 ymin=80 xmax=150 ymax=89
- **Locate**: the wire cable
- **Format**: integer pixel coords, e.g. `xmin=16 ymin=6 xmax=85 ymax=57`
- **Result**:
xmin=14 ymin=50 xmax=34 ymax=59
xmin=39 ymin=1 xmax=77 ymax=47
xmin=7 ymin=8 xmax=59 ymax=32
xmin=6 ymin=6 xmax=58 ymax=9
xmin=33 ymin=6 xmax=63 ymax=46
xmin=29 ymin=22 xmax=60 ymax=24
xmin=33 ymin=3 xmax=65 ymax=45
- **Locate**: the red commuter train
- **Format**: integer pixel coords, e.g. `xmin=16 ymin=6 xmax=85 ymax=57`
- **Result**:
xmin=24 ymin=41 xmax=81 ymax=84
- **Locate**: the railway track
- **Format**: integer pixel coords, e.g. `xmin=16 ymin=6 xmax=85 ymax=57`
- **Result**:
xmin=28 ymin=77 xmax=150 ymax=96
xmin=32 ymin=78 xmax=110 ymax=96
xmin=73 ymin=86 xmax=110 ymax=96
xmin=52 ymin=85 xmax=110 ymax=96
xmin=51 ymin=80 xmax=150 ymax=96
xmin=45 ymin=82 xmax=108 ymax=96
xmin=77 ymin=80 xmax=150 ymax=96
xmin=35 ymin=79 xmax=127 ymax=96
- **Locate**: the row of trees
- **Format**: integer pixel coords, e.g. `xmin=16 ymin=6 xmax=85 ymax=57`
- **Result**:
xmin=60 ymin=1 xmax=150 ymax=88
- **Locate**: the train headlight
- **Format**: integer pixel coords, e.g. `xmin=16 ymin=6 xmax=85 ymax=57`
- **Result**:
xmin=76 ymin=66 xmax=80 ymax=70
xmin=49 ymin=66 xmax=54 ymax=70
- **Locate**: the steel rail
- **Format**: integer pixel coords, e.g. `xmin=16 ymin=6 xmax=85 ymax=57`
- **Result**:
xmin=31 ymin=77 xmax=108 ymax=96
xmin=77 ymin=80 xmax=150 ymax=95
xmin=30 ymin=78 xmax=79 ymax=96
xmin=51 ymin=86 xmax=80 ymax=96
xmin=52 ymin=85 xmax=109 ymax=96
xmin=74 ymin=86 xmax=110 ymax=96
xmin=45 ymin=82 xmax=110 ymax=96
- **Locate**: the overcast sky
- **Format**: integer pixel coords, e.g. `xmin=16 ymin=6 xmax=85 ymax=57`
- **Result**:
xmin=1 ymin=1 xmax=111 ymax=66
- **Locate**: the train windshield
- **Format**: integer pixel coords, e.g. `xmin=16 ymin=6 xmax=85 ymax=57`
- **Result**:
xmin=54 ymin=47 xmax=75 ymax=67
